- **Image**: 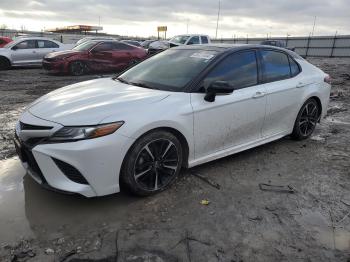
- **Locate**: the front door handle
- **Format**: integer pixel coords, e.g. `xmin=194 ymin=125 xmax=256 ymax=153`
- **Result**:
xmin=252 ymin=91 xmax=266 ymax=98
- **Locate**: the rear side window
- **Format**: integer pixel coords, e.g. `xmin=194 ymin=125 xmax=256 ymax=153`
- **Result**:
xmin=204 ymin=51 xmax=258 ymax=90
xmin=201 ymin=36 xmax=209 ymax=44
xmin=261 ymin=50 xmax=290 ymax=82
xmin=37 ymin=40 xmax=59 ymax=48
xmin=113 ymin=43 xmax=134 ymax=50
xmin=289 ymin=57 xmax=301 ymax=77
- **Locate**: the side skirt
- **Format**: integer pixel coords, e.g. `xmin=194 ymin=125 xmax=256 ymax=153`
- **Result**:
xmin=188 ymin=131 xmax=290 ymax=168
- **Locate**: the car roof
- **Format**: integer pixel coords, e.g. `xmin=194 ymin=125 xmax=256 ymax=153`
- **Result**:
xmin=173 ymin=43 xmax=301 ymax=58
xmin=13 ymin=37 xmax=58 ymax=42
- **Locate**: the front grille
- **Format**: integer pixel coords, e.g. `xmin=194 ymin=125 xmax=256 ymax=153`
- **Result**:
xmin=20 ymin=121 xmax=53 ymax=130
xmin=52 ymin=158 xmax=89 ymax=185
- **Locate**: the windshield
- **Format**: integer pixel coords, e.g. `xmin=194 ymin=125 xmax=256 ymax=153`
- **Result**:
xmin=73 ymin=41 xmax=97 ymax=51
xmin=118 ymin=49 xmax=218 ymax=91
xmin=170 ymin=35 xmax=190 ymax=45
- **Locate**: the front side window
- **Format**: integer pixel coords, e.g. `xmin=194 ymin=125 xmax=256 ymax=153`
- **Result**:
xmin=14 ymin=40 xmax=36 ymax=49
xmin=261 ymin=50 xmax=290 ymax=82
xmin=201 ymin=36 xmax=209 ymax=44
xmin=73 ymin=41 xmax=98 ymax=51
xmin=203 ymin=51 xmax=258 ymax=90
xmin=118 ymin=49 xmax=218 ymax=91
xmin=169 ymin=35 xmax=190 ymax=45
xmin=188 ymin=36 xmax=200 ymax=45
xmin=92 ymin=42 xmax=115 ymax=52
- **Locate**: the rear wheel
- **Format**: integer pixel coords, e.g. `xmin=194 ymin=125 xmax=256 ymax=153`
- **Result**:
xmin=69 ymin=61 xmax=87 ymax=76
xmin=121 ymin=131 xmax=183 ymax=196
xmin=0 ymin=57 xmax=10 ymax=70
xmin=292 ymin=98 xmax=320 ymax=140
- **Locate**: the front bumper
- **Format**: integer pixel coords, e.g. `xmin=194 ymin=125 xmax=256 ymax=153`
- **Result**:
xmin=42 ymin=59 xmax=67 ymax=73
xmin=15 ymin=111 xmax=135 ymax=197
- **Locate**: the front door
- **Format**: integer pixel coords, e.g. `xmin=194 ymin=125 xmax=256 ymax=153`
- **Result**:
xmin=11 ymin=40 xmax=38 ymax=66
xmin=191 ymin=50 xmax=267 ymax=159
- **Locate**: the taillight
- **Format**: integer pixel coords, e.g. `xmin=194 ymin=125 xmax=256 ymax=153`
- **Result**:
xmin=324 ymin=75 xmax=331 ymax=84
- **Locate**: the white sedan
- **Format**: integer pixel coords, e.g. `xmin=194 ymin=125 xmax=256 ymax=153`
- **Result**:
xmin=14 ymin=44 xmax=331 ymax=197
xmin=0 ymin=37 xmax=73 ymax=70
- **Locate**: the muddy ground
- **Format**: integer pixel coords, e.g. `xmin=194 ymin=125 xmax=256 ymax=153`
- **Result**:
xmin=0 ymin=59 xmax=349 ymax=261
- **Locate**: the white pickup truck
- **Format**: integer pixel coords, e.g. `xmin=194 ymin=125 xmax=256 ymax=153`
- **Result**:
xmin=148 ymin=34 xmax=211 ymax=55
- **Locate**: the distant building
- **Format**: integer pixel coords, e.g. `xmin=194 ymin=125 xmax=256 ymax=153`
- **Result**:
xmin=47 ymin=25 xmax=103 ymax=34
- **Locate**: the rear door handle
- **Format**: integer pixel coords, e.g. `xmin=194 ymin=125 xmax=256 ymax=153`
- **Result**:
xmin=252 ymin=91 xmax=266 ymax=98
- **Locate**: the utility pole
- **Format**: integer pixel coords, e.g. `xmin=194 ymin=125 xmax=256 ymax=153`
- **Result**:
xmin=311 ymin=16 xmax=316 ymax=36
xmin=187 ymin=19 xmax=189 ymax=34
xmin=98 ymin=16 xmax=101 ymax=26
xmin=215 ymin=0 xmax=221 ymax=39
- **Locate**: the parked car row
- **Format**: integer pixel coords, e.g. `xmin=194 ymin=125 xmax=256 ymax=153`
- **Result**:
xmin=43 ymin=40 xmax=147 ymax=75
xmin=0 ymin=34 xmax=296 ymax=75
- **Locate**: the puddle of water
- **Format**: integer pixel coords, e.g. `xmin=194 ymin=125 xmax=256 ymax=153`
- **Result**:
xmin=0 ymin=157 xmax=34 ymax=243
xmin=296 ymin=209 xmax=350 ymax=251
xmin=0 ymin=157 xmax=143 ymax=244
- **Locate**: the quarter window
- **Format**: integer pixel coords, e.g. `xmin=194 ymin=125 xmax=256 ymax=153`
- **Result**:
xmin=261 ymin=50 xmax=291 ymax=82
xmin=203 ymin=51 xmax=258 ymax=90
xmin=289 ymin=57 xmax=301 ymax=77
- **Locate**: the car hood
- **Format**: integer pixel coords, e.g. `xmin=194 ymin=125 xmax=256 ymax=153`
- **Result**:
xmin=28 ymin=78 xmax=170 ymax=126
xmin=45 ymin=50 xmax=82 ymax=58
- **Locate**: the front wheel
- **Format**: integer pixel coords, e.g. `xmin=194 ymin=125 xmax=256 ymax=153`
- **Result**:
xmin=121 ymin=131 xmax=183 ymax=196
xmin=69 ymin=61 xmax=87 ymax=76
xmin=292 ymin=98 xmax=320 ymax=140
xmin=0 ymin=57 xmax=10 ymax=70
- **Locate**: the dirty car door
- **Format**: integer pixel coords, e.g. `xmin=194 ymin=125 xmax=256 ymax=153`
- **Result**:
xmin=10 ymin=40 xmax=38 ymax=66
xmin=191 ymin=50 xmax=267 ymax=159
xmin=89 ymin=42 xmax=115 ymax=71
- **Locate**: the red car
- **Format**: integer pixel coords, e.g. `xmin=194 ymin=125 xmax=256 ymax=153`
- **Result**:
xmin=43 ymin=40 xmax=148 ymax=75
xmin=0 ymin=37 xmax=12 ymax=48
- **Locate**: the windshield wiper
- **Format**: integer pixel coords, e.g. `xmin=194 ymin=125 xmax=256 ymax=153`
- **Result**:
xmin=116 ymin=77 xmax=130 ymax=84
xmin=129 ymin=82 xmax=155 ymax=90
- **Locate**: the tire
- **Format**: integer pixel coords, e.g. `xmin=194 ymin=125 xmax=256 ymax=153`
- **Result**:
xmin=121 ymin=130 xmax=183 ymax=196
xmin=291 ymin=98 xmax=320 ymax=140
xmin=0 ymin=57 xmax=10 ymax=70
xmin=69 ymin=61 xmax=87 ymax=76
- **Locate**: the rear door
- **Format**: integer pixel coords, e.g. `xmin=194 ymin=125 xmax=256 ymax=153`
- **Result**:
xmin=259 ymin=49 xmax=303 ymax=137
xmin=36 ymin=40 xmax=60 ymax=61
xmin=191 ymin=50 xmax=267 ymax=159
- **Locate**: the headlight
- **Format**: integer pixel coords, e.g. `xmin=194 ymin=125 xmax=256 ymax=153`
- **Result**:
xmin=49 ymin=122 xmax=124 ymax=142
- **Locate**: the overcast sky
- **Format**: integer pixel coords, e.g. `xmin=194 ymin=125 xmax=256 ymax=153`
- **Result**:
xmin=0 ymin=0 xmax=349 ymax=38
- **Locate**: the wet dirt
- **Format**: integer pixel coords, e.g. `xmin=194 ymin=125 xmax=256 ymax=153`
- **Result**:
xmin=0 ymin=59 xmax=350 ymax=261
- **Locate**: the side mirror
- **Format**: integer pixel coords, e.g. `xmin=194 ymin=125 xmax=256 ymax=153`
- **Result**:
xmin=187 ymin=41 xmax=194 ymax=45
xmin=12 ymin=46 xmax=18 ymax=51
xmin=204 ymin=81 xmax=234 ymax=102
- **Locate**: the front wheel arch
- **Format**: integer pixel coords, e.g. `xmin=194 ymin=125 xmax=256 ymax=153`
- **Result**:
xmin=0 ymin=56 xmax=11 ymax=70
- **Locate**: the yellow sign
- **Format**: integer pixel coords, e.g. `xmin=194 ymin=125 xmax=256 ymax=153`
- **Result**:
xmin=157 ymin=26 xmax=167 ymax=32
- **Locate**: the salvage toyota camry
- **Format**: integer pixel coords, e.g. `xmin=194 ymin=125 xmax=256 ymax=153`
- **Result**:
xmin=14 ymin=44 xmax=331 ymax=197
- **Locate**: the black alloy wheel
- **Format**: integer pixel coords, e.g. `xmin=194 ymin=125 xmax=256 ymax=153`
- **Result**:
xmin=292 ymin=98 xmax=320 ymax=140
xmin=69 ymin=61 xmax=87 ymax=76
xmin=121 ymin=131 xmax=183 ymax=196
